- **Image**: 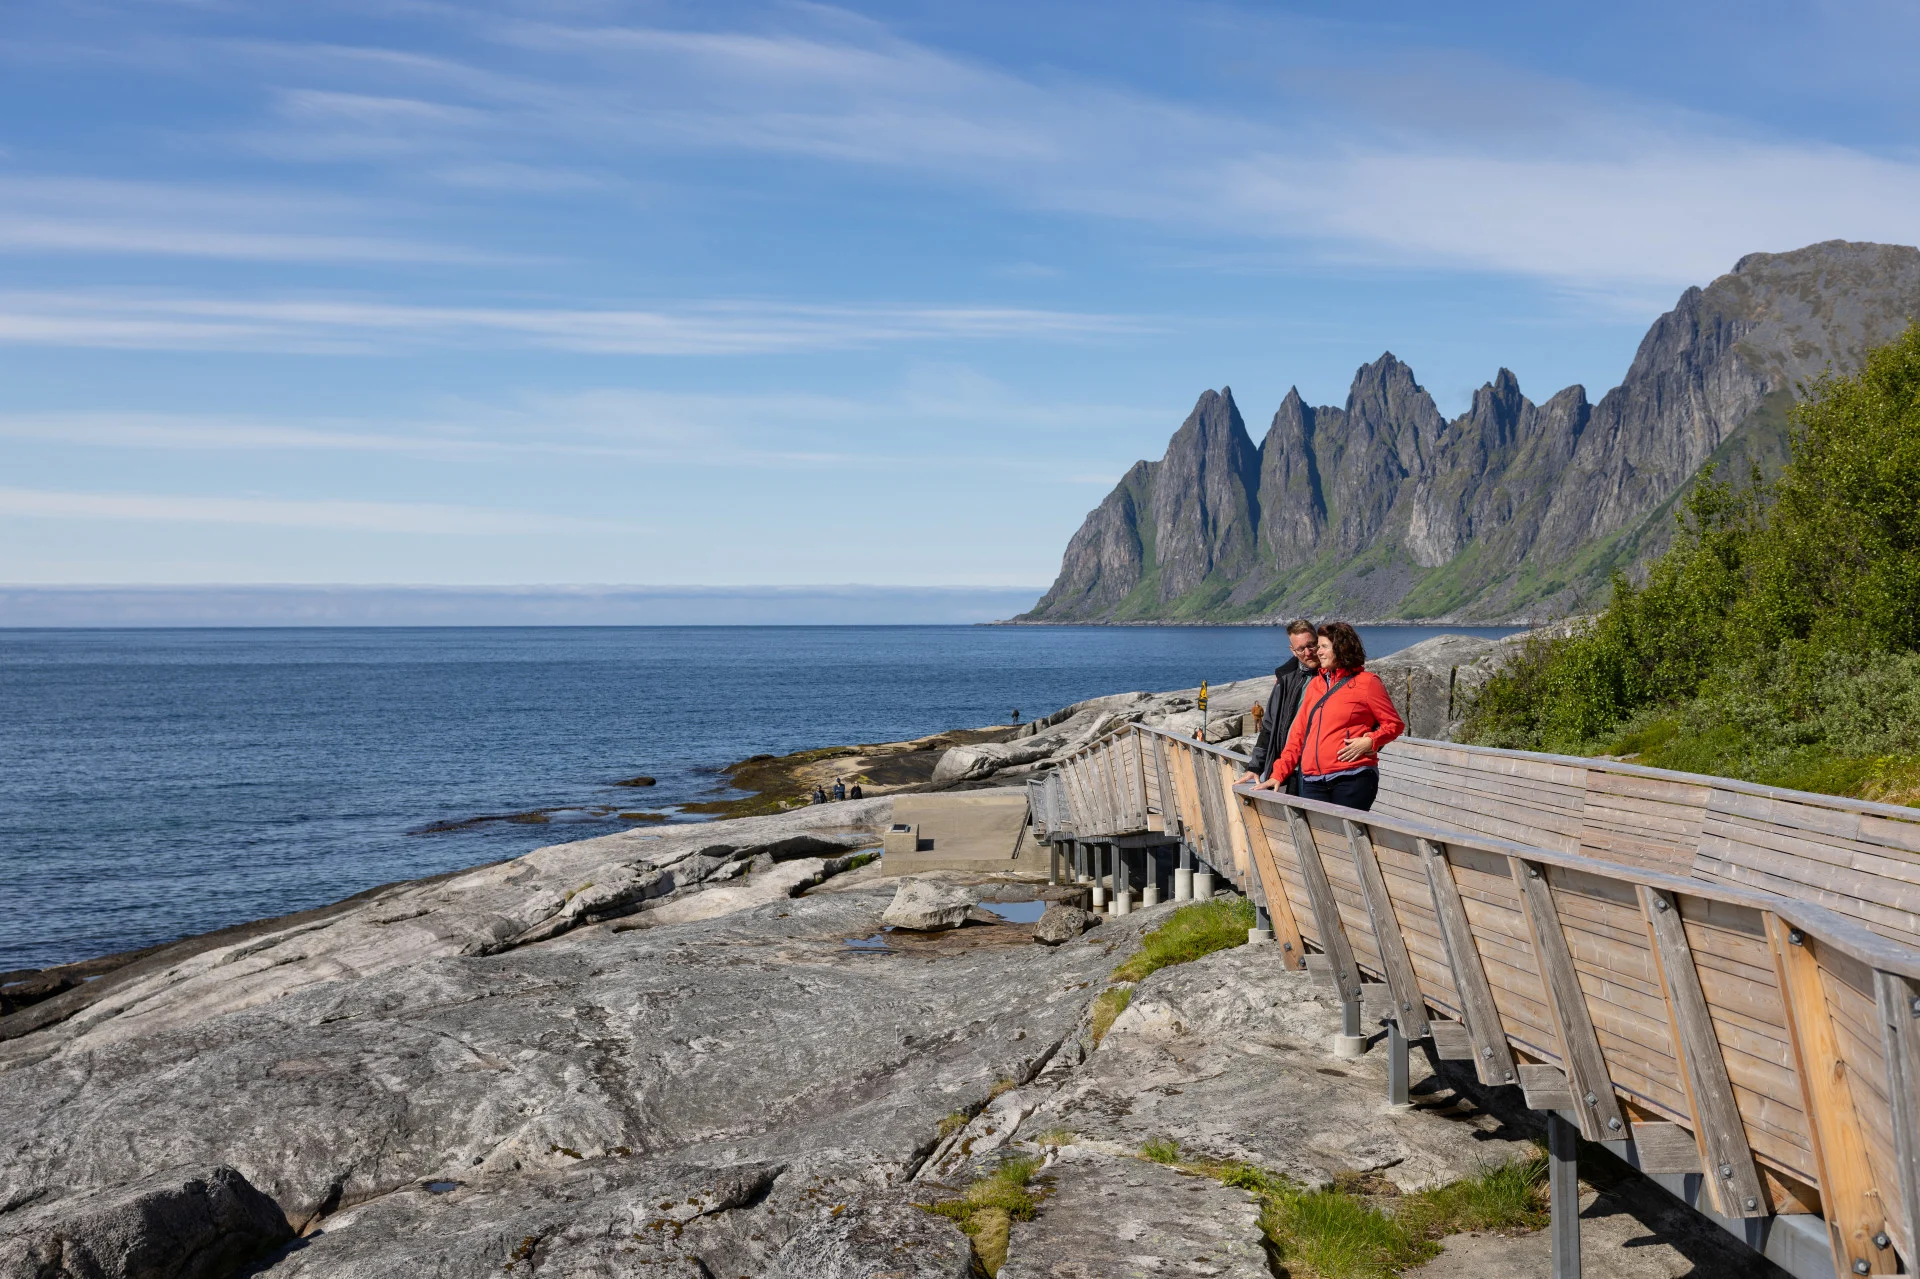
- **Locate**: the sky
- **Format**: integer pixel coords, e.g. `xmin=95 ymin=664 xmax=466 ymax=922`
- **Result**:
xmin=3 ymin=0 xmax=1919 ymax=596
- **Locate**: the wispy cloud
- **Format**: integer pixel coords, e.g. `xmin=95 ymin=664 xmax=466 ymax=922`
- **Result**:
xmin=0 ymin=372 xmax=1166 ymax=477
xmin=168 ymin=8 xmax=1920 ymax=291
xmin=12 ymin=9 xmax=1919 ymax=290
xmin=0 ymin=486 xmax=626 ymax=534
xmin=0 ymin=176 xmax=490 ymax=264
xmin=0 ymin=291 xmax=1148 ymax=355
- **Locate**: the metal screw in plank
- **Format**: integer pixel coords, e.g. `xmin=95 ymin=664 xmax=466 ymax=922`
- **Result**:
xmin=1874 ymin=1232 xmax=1891 ymax=1248
xmin=1788 ymin=928 xmax=1805 ymax=945
xmin=1606 ymin=1118 xmax=1621 ymax=1131
xmin=1744 ymin=1197 xmax=1758 ymax=1210
xmin=1653 ymin=897 xmax=1670 ymax=911
xmin=1853 ymin=1260 xmax=1870 ymax=1274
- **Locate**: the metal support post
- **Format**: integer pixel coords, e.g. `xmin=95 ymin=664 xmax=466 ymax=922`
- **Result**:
xmin=1142 ymin=847 xmax=1162 ymax=906
xmin=1048 ymin=842 xmax=1060 ymax=885
xmin=1112 ymin=845 xmax=1131 ymax=915
xmin=1548 ymin=1111 xmax=1581 ymax=1279
xmin=1090 ymin=845 xmax=1107 ymax=910
xmin=1334 ymin=992 xmax=1368 ymax=1058
xmin=1385 ymin=1018 xmax=1410 ymax=1108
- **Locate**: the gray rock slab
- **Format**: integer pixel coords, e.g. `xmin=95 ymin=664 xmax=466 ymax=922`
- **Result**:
xmin=0 ymin=828 xmax=1156 ymax=1276
xmin=881 ymin=879 xmax=979 ymax=931
xmin=1027 ymin=944 xmax=1533 ymax=1191
xmin=998 ymin=1144 xmax=1269 ymax=1279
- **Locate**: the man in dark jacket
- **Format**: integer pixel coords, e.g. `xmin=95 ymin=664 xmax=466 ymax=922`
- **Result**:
xmin=1237 ymin=620 xmax=1319 ymax=794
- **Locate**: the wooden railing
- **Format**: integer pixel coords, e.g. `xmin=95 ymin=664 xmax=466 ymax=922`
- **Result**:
xmin=1032 ymin=723 xmax=1920 ymax=1279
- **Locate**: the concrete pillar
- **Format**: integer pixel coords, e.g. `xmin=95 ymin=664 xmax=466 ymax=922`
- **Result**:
xmin=1549 ymin=1111 xmax=1581 ymax=1279
xmin=1142 ymin=847 xmax=1162 ymax=907
xmin=1332 ymin=994 xmax=1368 ymax=1059
xmin=1193 ymin=869 xmax=1214 ymax=901
xmin=1090 ymin=845 xmax=1107 ymax=909
xmin=1173 ymin=867 xmax=1193 ymax=902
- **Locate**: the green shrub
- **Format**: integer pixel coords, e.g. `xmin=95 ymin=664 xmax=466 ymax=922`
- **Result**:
xmin=1463 ymin=324 xmax=1920 ymax=807
xmin=1110 ymin=895 xmax=1256 ymax=983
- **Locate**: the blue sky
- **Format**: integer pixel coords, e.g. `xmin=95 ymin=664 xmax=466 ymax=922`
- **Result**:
xmin=3 ymin=0 xmax=1918 ymax=591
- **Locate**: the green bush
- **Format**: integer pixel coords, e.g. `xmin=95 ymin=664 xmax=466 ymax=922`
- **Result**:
xmin=1463 ymin=323 xmax=1920 ymax=807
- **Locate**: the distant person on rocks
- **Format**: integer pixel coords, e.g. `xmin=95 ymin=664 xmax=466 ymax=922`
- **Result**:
xmin=832 ymin=777 xmax=846 ymax=801
xmin=849 ymin=783 xmax=863 ymax=800
xmin=1238 ymin=619 xmax=1319 ymax=794
xmin=1010 ymin=708 xmax=1021 ymax=725
xmin=811 ymin=785 xmax=828 ymax=805
xmin=1256 ymin=621 xmax=1402 ymax=812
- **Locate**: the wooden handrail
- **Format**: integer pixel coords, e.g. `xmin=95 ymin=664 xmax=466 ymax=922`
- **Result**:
xmin=1036 ymin=719 xmax=1920 ymax=1278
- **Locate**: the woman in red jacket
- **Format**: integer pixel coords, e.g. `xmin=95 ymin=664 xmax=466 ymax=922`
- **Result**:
xmin=1254 ymin=621 xmax=1403 ymax=811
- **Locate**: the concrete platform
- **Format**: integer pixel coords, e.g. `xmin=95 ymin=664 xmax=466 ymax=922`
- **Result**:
xmin=883 ymin=789 xmax=1048 ymax=874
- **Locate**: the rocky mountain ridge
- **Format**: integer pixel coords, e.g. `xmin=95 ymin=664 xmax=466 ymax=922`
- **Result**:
xmin=1019 ymin=239 xmax=1920 ymax=624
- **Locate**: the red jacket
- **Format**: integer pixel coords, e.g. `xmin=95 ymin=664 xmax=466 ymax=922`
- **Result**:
xmin=1269 ymin=668 xmax=1405 ymax=781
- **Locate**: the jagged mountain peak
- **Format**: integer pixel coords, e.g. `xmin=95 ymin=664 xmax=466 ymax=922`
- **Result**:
xmin=1018 ymin=240 xmax=1920 ymax=625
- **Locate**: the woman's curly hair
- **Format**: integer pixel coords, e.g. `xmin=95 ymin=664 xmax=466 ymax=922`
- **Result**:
xmin=1319 ymin=620 xmax=1367 ymax=671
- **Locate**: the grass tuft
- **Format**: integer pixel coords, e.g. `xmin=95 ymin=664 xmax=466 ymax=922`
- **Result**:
xmin=1150 ymin=1153 xmax=1546 ymax=1279
xmin=1111 ymin=896 xmax=1255 ymax=983
xmin=921 ymin=1155 xmax=1045 ymax=1276
xmin=1140 ymin=1137 xmax=1180 ymax=1165
xmin=1088 ymin=986 xmax=1132 ymax=1044
xmin=935 ymin=1110 xmax=970 ymax=1141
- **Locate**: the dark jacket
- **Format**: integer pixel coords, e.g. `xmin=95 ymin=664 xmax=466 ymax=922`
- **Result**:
xmin=1248 ymin=657 xmax=1314 ymax=792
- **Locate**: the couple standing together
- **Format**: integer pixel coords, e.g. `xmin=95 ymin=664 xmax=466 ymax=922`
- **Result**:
xmin=1234 ymin=619 xmax=1404 ymax=812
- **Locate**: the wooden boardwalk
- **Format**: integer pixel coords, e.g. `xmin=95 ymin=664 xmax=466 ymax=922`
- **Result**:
xmin=1028 ymin=725 xmax=1920 ymax=1279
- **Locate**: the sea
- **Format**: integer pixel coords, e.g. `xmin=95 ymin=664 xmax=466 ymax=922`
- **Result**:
xmin=0 ymin=625 xmax=1518 ymax=972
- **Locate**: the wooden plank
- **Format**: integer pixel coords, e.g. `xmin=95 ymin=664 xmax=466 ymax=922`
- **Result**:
xmin=1419 ymin=838 xmax=1518 ymax=1087
xmin=1430 ymin=1018 xmax=1473 ymax=1061
xmin=1633 ymin=1121 xmax=1705 ymax=1174
xmin=1519 ymin=1062 xmax=1575 ymax=1111
xmin=1874 ymin=971 xmax=1920 ymax=1264
xmin=1242 ymin=794 xmax=1307 ymax=965
xmin=1768 ymin=913 xmax=1895 ymax=1275
xmin=1638 ymin=884 xmax=1768 ymax=1218
xmin=1511 ymin=857 xmax=1630 ymax=1142
xmin=1345 ymin=819 xmax=1430 ymax=1039
xmin=1215 ymin=755 xmax=1254 ymax=884
xmin=1150 ymin=733 xmax=1177 ymax=835
xmin=1285 ymin=807 xmax=1362 ymax=1005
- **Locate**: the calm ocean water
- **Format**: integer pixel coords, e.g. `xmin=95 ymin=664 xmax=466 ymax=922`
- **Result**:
xmin=0 ymin=625 xmax=1516 ymax=971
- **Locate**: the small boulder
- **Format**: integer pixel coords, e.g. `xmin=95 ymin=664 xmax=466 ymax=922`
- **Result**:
xmin=0 ymin=1164 xmax=293 ymax=1279
xmin=881 ymin=880 xmax=977 ymax=932
xmin=1033 ymin=903 xmax=1101 ymax=945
